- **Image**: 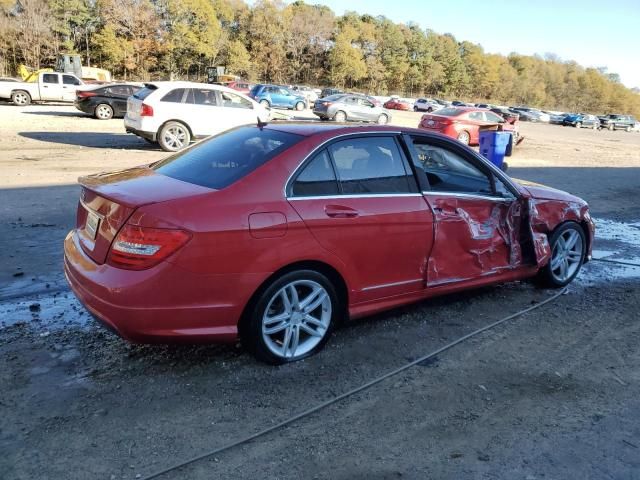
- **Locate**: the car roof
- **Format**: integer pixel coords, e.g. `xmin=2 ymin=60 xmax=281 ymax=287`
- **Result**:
xmin=146 ymin=81 xmax=250 ymax=96
xmin=262 ymin=122 xmax=421 ymax=138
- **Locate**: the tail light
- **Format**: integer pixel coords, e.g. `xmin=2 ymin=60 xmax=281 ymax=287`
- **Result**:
xmin=107 ymin=224 xmax=191 ymax=270
xmin=140 ymin=103 xmax=154 ymax=117
xmin=321 ymin=101 xmax=332 ymax=107
xmin=77 ymin=90 xmax=97 ymax=98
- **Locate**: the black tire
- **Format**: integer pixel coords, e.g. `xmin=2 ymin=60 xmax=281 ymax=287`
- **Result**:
xmin=625 ymin=125 xmax=632 ymax=132
xmin=243 ymin=270 xmax=340 ymax=364
xmin=259 ymin=99 xmax=270 ymax=108
xmin=94 ymin=103 xmax=114 ymax=120
xmin=608 ymin=123 xmax=614 ymax=131
xmin=427 ymin=107 xmax=433 ymax=113
xmin=158 ymin=121 xmax=191 ymax=152
xmin=295 ymin=101 xmax=305 ymax=111
xmin=377 ymin=113 xmax=389 ymax=125
xmin=575 ymin=122 xmax=582 ymax=128
xmin=535 ymin=221 xmax=586 ymax=288
xmin=334 ymin=110 xmax=347 ymax=122
xmin=11 ymin=90 xmax=31 ymax=106
xmin=413 ymin=106 xmax=419 ymax=112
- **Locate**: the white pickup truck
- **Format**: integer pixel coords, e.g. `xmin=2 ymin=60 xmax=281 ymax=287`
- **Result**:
xmin=0 ymin=72 xmax=85 ymax=106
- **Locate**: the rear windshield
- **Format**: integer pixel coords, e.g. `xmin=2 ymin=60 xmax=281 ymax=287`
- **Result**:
xmin=434 ymin=107 xmax=464 ymax=117
xmin=133 ymin=85 xmax=157 ymax=100
xmin=152 ymin=126 xmax=304 ymax=189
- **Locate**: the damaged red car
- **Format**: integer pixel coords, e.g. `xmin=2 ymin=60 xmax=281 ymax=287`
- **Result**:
xmin=64 ymin=124 xmax=594 ymax=364
xmin=419 ymin=106 xmax=519 ymax=146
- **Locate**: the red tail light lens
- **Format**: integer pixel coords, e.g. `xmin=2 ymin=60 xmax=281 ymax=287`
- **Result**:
xmin=107 ymin=224 xmax=191 ymax=270
xmin=77 ymin=90 xmax=97 ymax=98
xmin=140 ymin=103 xmax=154 ymax=117
xmin=321 ymin=101 xmax=332 ymax=107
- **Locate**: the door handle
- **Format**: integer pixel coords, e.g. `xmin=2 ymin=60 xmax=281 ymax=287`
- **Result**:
xmin=324 ymin=205 xmax=359 ymax=218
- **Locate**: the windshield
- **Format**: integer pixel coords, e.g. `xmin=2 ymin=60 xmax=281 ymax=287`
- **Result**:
xmin=153 ymin=126 xmax=304 ymax=189
xmin=434 ymin=107 xmax=464 ymax=117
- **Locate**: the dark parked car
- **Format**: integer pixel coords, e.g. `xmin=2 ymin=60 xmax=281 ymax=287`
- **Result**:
xmin=320 ymin=88 xmax=344 ymax=98
xmin=562 ymin=113 xmax=600 ymax=129
xmin=64 ymin=123 xmax=594 ymax=364
xmin=75 ymin=83 xmax=142 ymax=119
xmin=598 ymin=114 xmax=636 ymax=131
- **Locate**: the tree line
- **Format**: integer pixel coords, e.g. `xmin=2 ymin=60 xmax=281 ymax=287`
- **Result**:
xmin=1 ymin=0 xmax=639 ymax=116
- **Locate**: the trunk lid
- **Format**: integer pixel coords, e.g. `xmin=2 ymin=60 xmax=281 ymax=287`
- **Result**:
xmin=77 ymin=166 xmax=212 ymax=264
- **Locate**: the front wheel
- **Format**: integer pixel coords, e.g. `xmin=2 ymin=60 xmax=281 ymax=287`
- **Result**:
xmin=11 ymin=90 xmax=31 ymax=106
xmin=377 ymin=113 xmax=389 ymax=125
xmin=608 ymin=124 xmax=614 ymax=131
xmin=243 ymin=270 xmax=339 ymax=364
xmin=575 ymin=122 xmax=582 ymax=128
xmin=457 ymin=130 xmax=470 ymax=145
xmin=626 ymin=125 xmax=632 ymax=132
xmin=295 ymin=101 xmax=305 ymax=111
xmin=158 ymin=121 xmax=191 ymax=152
xmin=259 ymin=99 xmax=270 ymax=108
xmin=536 ymin=222 xmax=586 ymax=288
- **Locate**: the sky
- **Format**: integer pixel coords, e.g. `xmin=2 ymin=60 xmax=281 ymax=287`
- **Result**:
xmin=301 ymin=0 xmax=640 ymax=89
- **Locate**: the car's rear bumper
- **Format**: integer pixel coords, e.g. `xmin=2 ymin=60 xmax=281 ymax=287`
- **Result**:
xmin=124 ymin=125 xmax=156 ymax=141
xmin=63 ymin=230 xmax=247 ymax=343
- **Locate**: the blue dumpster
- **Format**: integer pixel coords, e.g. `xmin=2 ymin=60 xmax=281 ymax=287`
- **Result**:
xmin=479 ymin=130 xmax=511 ymax=170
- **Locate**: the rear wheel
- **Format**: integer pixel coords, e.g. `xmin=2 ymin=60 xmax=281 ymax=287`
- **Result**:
xmin=259 ymin=99 xmax=270 ymax=108
xmin=377 ymin=113 xmax=389 ymax=125
xmin=158 ymin=121 xmax=190 ymax=152
xmin=413 ymin=106 xmax=419 ymax=112
xmin=295 ymin=101 xmax=305 ymax=111
xmin=334 ymin=110 xmax=347 ymax=122
xmin=243 ymin=270 xmax=339 ymax=364
xmin=608 ymin=123 xmax=614 ymax=131
xmin=11 ymin=90 xmax=31 ymax=106
xmin=457 ymin=130 xmax=470 ymax=145
xmin=94 ymin=103 xmax=113 ymax=120
xmin=626 ymin=125 xmax=632 ymax=132
xmin=536 ymin=222 xmax=586 ymax=288
xmin=575 ymin=122 xmax=582 ymax=128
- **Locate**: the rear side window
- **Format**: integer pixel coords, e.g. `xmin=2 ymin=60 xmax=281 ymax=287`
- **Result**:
xmin=42 ymin=74 xmax=58 ymax=84
xmin=63 ymin=75 xmax=80 ymax=85
xmin=161 ymin=88 xmax=186 ymax=103
xmin=133 ymin=86 xmax=157 ymax=100
xmin=291 ymin=150 xmax=339 ymax=196
xmin=153 ymin=126 xmax=303 ymax=189
xmin=191 ymin=88 xmax=218 ymax=105
xmin=329 ymin=137 xmax=414 ymax=194
xmin=108 ymin=85 xmax=132 ymax=96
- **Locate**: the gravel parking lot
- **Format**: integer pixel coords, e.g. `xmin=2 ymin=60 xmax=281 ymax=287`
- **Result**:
xmin=1 ymin=103 xmax=640 ymax=479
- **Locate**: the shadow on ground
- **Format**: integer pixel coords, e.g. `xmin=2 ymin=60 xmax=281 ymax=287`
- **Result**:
xmin=19 ymin=131 xmax=155 ymax=149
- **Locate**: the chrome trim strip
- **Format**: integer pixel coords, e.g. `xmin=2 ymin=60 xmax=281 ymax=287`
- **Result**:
xmin=79 ymin=198 xmax=105 ymax=219
xmin=362 ymin=278 xmax=424 ymax=292
xmin=283 ymin=130 xmax=403 ymax=198
xmin=421 ymin=191 xmax=514 ymax=203
xmin=287 ymin=193 xmax=423 ymax=201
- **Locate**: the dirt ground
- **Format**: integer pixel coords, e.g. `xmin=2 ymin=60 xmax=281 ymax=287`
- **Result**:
xmin=1 ymin=103 xmax=640 ymax=479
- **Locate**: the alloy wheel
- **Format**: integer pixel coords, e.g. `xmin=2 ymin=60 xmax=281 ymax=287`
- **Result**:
xmin=549 ymin=228 xmax=584 ymax=283
xmin=261 ymin=279 xmax=332 ymax=360
xmin=377 ymin=114 xmax=388 ymax=125
xmin=457 ymin=131 xmax=470 ymax=145
xmin=163 ymin=125 xmax=187 ymax=150
xmin=13 ymin=92 xmax=28 ymax=105
xmin=95 ymin=104 xmax=113 ymax=120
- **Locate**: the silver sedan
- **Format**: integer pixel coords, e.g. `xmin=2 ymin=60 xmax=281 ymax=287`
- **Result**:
xmin=313 ymin=94 xmax=391 ymax=124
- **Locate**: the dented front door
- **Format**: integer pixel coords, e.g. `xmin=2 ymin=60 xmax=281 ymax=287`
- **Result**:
xmin=423 ymin=193 xmax=524 ymax=286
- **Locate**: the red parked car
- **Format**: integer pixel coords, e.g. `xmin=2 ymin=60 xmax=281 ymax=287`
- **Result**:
xmin=383 ymin=98 xmax=412 ymax=111
xmin=419 ymin=107 xmax=519 ymax=146
xmin=64 ymin=123 xmax=594 ymax=364
xmin=222 ymin=81 xmax=253 ymax=95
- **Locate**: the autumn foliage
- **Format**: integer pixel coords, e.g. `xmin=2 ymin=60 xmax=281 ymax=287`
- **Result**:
xmin=1 ymin=0 xmax=638 ymax=115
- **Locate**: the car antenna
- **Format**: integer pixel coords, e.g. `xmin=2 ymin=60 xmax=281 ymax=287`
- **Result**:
xmin=257 ymin=116 xmax=268 ymax=130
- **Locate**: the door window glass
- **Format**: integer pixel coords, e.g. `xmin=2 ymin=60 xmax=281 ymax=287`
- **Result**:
xmin=108 ymin=85 xmax=131 ymax=95
xmin=161 ymin=88 xmax=186 ymax=103
xmin=484 ymin=111 xmax=504 ymax=123
xmin=291 ymin=150 xmax=339 ymax=196
xmin=62 ymin=75 xmax=80 ymax=85
xmin=410 ymin=138 xmax=493 ymax=194
xmin=42 ymin=74 xmax=58 ymax=84
xmin=220 ymin=91 xmax=252 ymax=109
xmin=192 ymin=88 xmax=218 ymax=105
xmin=329 ymin=137 xmax=413 ymax=194
xmin=468 ymin=111 xmax=484 ymax=121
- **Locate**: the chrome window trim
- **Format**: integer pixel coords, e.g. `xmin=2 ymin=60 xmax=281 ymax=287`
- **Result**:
xmin=283 ymin=130 xmax=403 ymax=198
xmin=361 ymin=278 xmax=424 ymax=292
xmin=421 ymin=191 xmax=514 ymax=203
xmin=287 ymin=193 xmax=424 ymax=201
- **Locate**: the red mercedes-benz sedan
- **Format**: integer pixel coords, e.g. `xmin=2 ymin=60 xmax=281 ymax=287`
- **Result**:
xmin=419 ymin=106 xmax=519 ymax=146
xmin=64 ymin=123 xmax=594 ymax=364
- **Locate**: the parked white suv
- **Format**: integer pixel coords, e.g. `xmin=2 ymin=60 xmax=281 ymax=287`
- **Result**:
xmin=125 ymin=81 xmax=270 ymax=152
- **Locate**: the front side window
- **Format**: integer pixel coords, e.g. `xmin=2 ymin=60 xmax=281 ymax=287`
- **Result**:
xmin=220 ymin=91 xmax=252 ymax=109
xmin=153 ymin=126 xmax=303 ymax=190
xmin=410 ymin=137 xmax=493 ymax=195
xmin=484 ymin=111 xmax=504 ymax=123
xmin=291 ymin=150 xmax=339 ymax=196
xmin=43 ymin=74 xmax=58 ymax=84
xmin=62 ymin=75 xmax=80 ymax=85
xmin=329 ymin=137 xmax=414 ymax=194
xmin=161 ymin=88 xmax=186 ymax=103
